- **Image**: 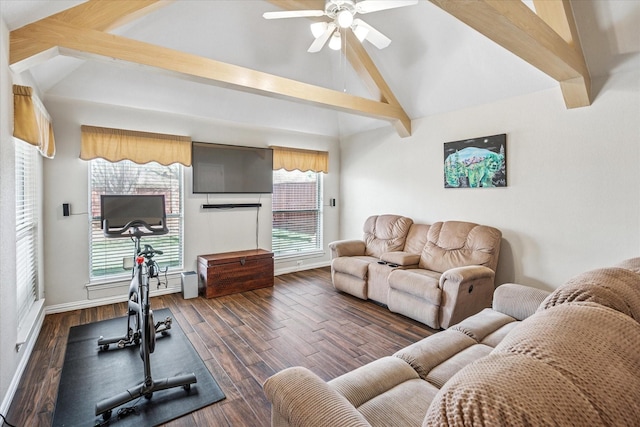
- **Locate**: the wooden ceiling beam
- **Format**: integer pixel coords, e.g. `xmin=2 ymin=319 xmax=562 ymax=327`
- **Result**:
xmin=428 ymin=0 xmax=591 ymax=108
xmin=532 ymin=0 xmax=591 ymax=108
xmin=10 ymin=0 xmax=172 ymax=72
xmin=345 ymin=32 xmax=411 ymax=137
xmin=11 ymin=19 xmax=410 ymax=129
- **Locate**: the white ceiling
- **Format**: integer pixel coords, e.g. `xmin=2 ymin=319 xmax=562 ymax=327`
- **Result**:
xmin=1 ymin=0 xmax=639 ymax=138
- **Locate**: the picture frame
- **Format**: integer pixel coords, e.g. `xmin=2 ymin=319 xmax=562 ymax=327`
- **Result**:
xmin=444 ymin=134 xmax=506 ymax=188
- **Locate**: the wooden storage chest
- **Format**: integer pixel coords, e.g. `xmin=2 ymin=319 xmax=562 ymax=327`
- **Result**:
xmin=197 ymin=249 xmax=274 ymax=298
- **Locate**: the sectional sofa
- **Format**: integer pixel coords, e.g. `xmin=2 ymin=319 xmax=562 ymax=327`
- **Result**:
xmin=263 ymin=258 xmax=640 ymax=426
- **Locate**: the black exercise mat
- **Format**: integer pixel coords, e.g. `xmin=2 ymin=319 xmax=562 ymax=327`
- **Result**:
xmin=53 ymin=308 xmax=225 ymax=426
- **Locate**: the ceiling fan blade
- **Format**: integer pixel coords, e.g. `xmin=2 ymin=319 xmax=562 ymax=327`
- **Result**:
xmin=352 ymin=19 xmax=391 ymax=49
xmin=263 ymin=9 xmax=325 ymax=19
xmin=308 ymin=23 xmax=336 ymax=53
xmin=355 ymin=0 xmax=418 ymax=14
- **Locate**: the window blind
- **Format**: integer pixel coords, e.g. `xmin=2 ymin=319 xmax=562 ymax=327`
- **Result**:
xmin=15 ymin=140 xmax=38 ymax=324
xmin=272 ymin=169 xmax=323 ymax=256
xmin=89 ymin=159 xmax=183 ymax=279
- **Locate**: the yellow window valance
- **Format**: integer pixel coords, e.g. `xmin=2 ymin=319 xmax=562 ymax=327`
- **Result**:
xmin=80 ymin=125 xmax=192 ymax=166
xmin=13 ymin=85 xmax=56 ymax=159
xmin=271 ymin=146 xmax=328 ymax=173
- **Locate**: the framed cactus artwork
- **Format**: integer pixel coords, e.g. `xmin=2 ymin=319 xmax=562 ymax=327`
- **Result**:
xmin=443 ymin=134 xmax=506 ymax=188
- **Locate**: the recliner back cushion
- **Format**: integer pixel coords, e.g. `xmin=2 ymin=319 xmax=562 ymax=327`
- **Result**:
xmin=404 ymin=224 xmax=431 ymax=254
xmin=538 ymin=267 xmax=640 ymax=322
xmin=363 ymin=215 xmax=413 ymax=258
xmin=419 ymin=221 xmax=502 ymax=273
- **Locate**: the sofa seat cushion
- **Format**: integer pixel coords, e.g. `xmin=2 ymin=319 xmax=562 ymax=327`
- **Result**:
xmin=450 ymin=308 xmax=517 ymax=344
xmin=330 ymin=356 xmax=438 ymax=427
xmin=394 ymin=330 xmax=476 ymax=380
xmin=332 ymin=256 xmax=379 ymax=279
xmin=388 ymin=269 xmax=442 ymax=303
xmin=425 ymin=344 xmax=493 ymax=389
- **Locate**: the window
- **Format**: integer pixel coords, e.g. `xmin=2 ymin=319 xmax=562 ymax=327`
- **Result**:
xmin=272 ymin=169 xmax=322 ymax=256
xmin=15 ymin=140 xmax=39 ymax=325
xmin=89 ymin=159 xmax=183 ymax=280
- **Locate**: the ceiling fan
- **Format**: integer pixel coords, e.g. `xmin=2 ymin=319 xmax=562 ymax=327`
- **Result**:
xmin=263 ymin=0 xmax=419 ymax=53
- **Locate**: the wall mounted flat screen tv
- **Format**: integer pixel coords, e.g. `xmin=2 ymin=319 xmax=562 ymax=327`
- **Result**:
xmin=192 ymin=142 xmax=273 ymax=194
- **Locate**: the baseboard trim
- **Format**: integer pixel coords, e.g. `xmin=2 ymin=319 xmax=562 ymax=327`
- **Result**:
xmin=1 ymin=304 xmax=46 ymax=419
xmin=274 ymin=260 xmax=330 ymax=276
xmin=45 ymin=285 xmax=181 ymax=314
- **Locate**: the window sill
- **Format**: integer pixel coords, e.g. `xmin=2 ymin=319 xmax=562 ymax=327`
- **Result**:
xmin=274 ymin=250 xmax=325 ymax=261
xmin=17 ymin=299 xmax=45 ymax=352
xmin=86 ymin=271 xmax=184 ymax=290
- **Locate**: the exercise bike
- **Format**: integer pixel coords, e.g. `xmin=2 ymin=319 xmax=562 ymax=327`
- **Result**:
xmin=95 ymin=218 xmax=197 ymax=422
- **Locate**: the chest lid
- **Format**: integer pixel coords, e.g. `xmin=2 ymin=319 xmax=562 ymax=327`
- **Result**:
xmin=198 ymin=249 xmax=273 ymax=266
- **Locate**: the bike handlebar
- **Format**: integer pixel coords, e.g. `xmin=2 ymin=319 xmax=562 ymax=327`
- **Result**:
xmin=139 ymin=244 xmax=163 ymax=258
xmin=103 ymin=219 xmax=169 ymax=237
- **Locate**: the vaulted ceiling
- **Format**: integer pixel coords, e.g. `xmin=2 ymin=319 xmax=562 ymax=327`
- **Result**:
xmin=2 ymin=1 xmax=639 ymax=138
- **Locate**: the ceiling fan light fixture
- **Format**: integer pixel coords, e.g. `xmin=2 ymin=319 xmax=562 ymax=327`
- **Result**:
xmin=336 ymin=9 xmax=353 ymax=28
xmin=310 ymin=21 xmax=328 ymax=38
xmin=353 ymin=23 xmax=369 ymax=42
xmin=328 ymin=32 xmax=342 ymax=50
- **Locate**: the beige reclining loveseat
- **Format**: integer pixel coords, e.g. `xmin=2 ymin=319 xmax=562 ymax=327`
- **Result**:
xmin=329 ymin=215 xmax=502 ymax=329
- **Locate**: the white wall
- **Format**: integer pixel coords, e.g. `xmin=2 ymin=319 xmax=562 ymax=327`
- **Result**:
xmin=0 ymin=16 xmax=47 ymax=414
xmin=340 ymin=70 xmax=640 ymax=290
xmin=0 ymin=16 xmax=18 ymax=412
xmin=42 ymin=97 xmax=340 ymax=307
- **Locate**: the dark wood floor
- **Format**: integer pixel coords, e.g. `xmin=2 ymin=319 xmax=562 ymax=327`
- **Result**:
xmin=7 ymin=267 xmax=436 ymax=426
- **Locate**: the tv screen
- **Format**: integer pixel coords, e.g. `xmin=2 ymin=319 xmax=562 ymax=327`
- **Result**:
xmin=100 ymin=195 xmax=166 ymax=229
xmin=192 ymin=142 xmax=273 ymax=194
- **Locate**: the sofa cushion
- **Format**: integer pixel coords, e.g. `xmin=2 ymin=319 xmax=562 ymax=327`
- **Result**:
xmin=363 ymin=215 xmax=413 ymax=258
xmin=425 ymin=300 xmax=640 ymax=426
xmin=330 ymin=356 xmax=438 ymax=427
xmin=450 ymin=308 xmax=516 ymax=343
xmin=332 ymin=256 xmax=377 ymax=280
xmin=492 ymin=283 xmax=550 ymax=320
xmin=423 ymin=352 xmax=604 ymax=426
xmin=388 ymin=269 xmax=441 ymax=303
xmin=394 ymin=330 xmax=476 ymax=380
xmin=614 ymin=256 xmax=640 ymax=274
xmin=404 ymin=223 xmax=431 ymax=254
xmin=538 ymin=267 xmax=640 ymax=321
xmin=419 ymin=221 xmax=502 ymax=273
xmin=425 ymin=344 xmax=493 ymax=389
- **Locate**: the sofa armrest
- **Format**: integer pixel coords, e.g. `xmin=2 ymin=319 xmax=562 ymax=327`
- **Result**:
xmin=380 ymin=251 xmax=420 ymax=267
xmin=263 ymin=367 xmax=371 ymax=427
xmin=329 ymin=240 xmax=366 ymax=259
xmin=492 ymin=283 xmax=550 ymax=320
xmin=438 ymin=265 xmax=496 ymax=329
xmin=439 ymin=265 xmax=495 ymax=288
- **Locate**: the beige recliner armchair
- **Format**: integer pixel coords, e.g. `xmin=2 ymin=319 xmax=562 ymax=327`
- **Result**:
xmin=387 ymin=221 xmax=502 ymax=329
xmin=329 ymin=214 xmax=413 ymax=301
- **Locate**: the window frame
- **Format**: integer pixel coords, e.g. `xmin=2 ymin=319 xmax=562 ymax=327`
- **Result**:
xmin=271 ymin=169 xmax=324 ymax=258
xmin=88 ymin=159 xmax=184 ymax=282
